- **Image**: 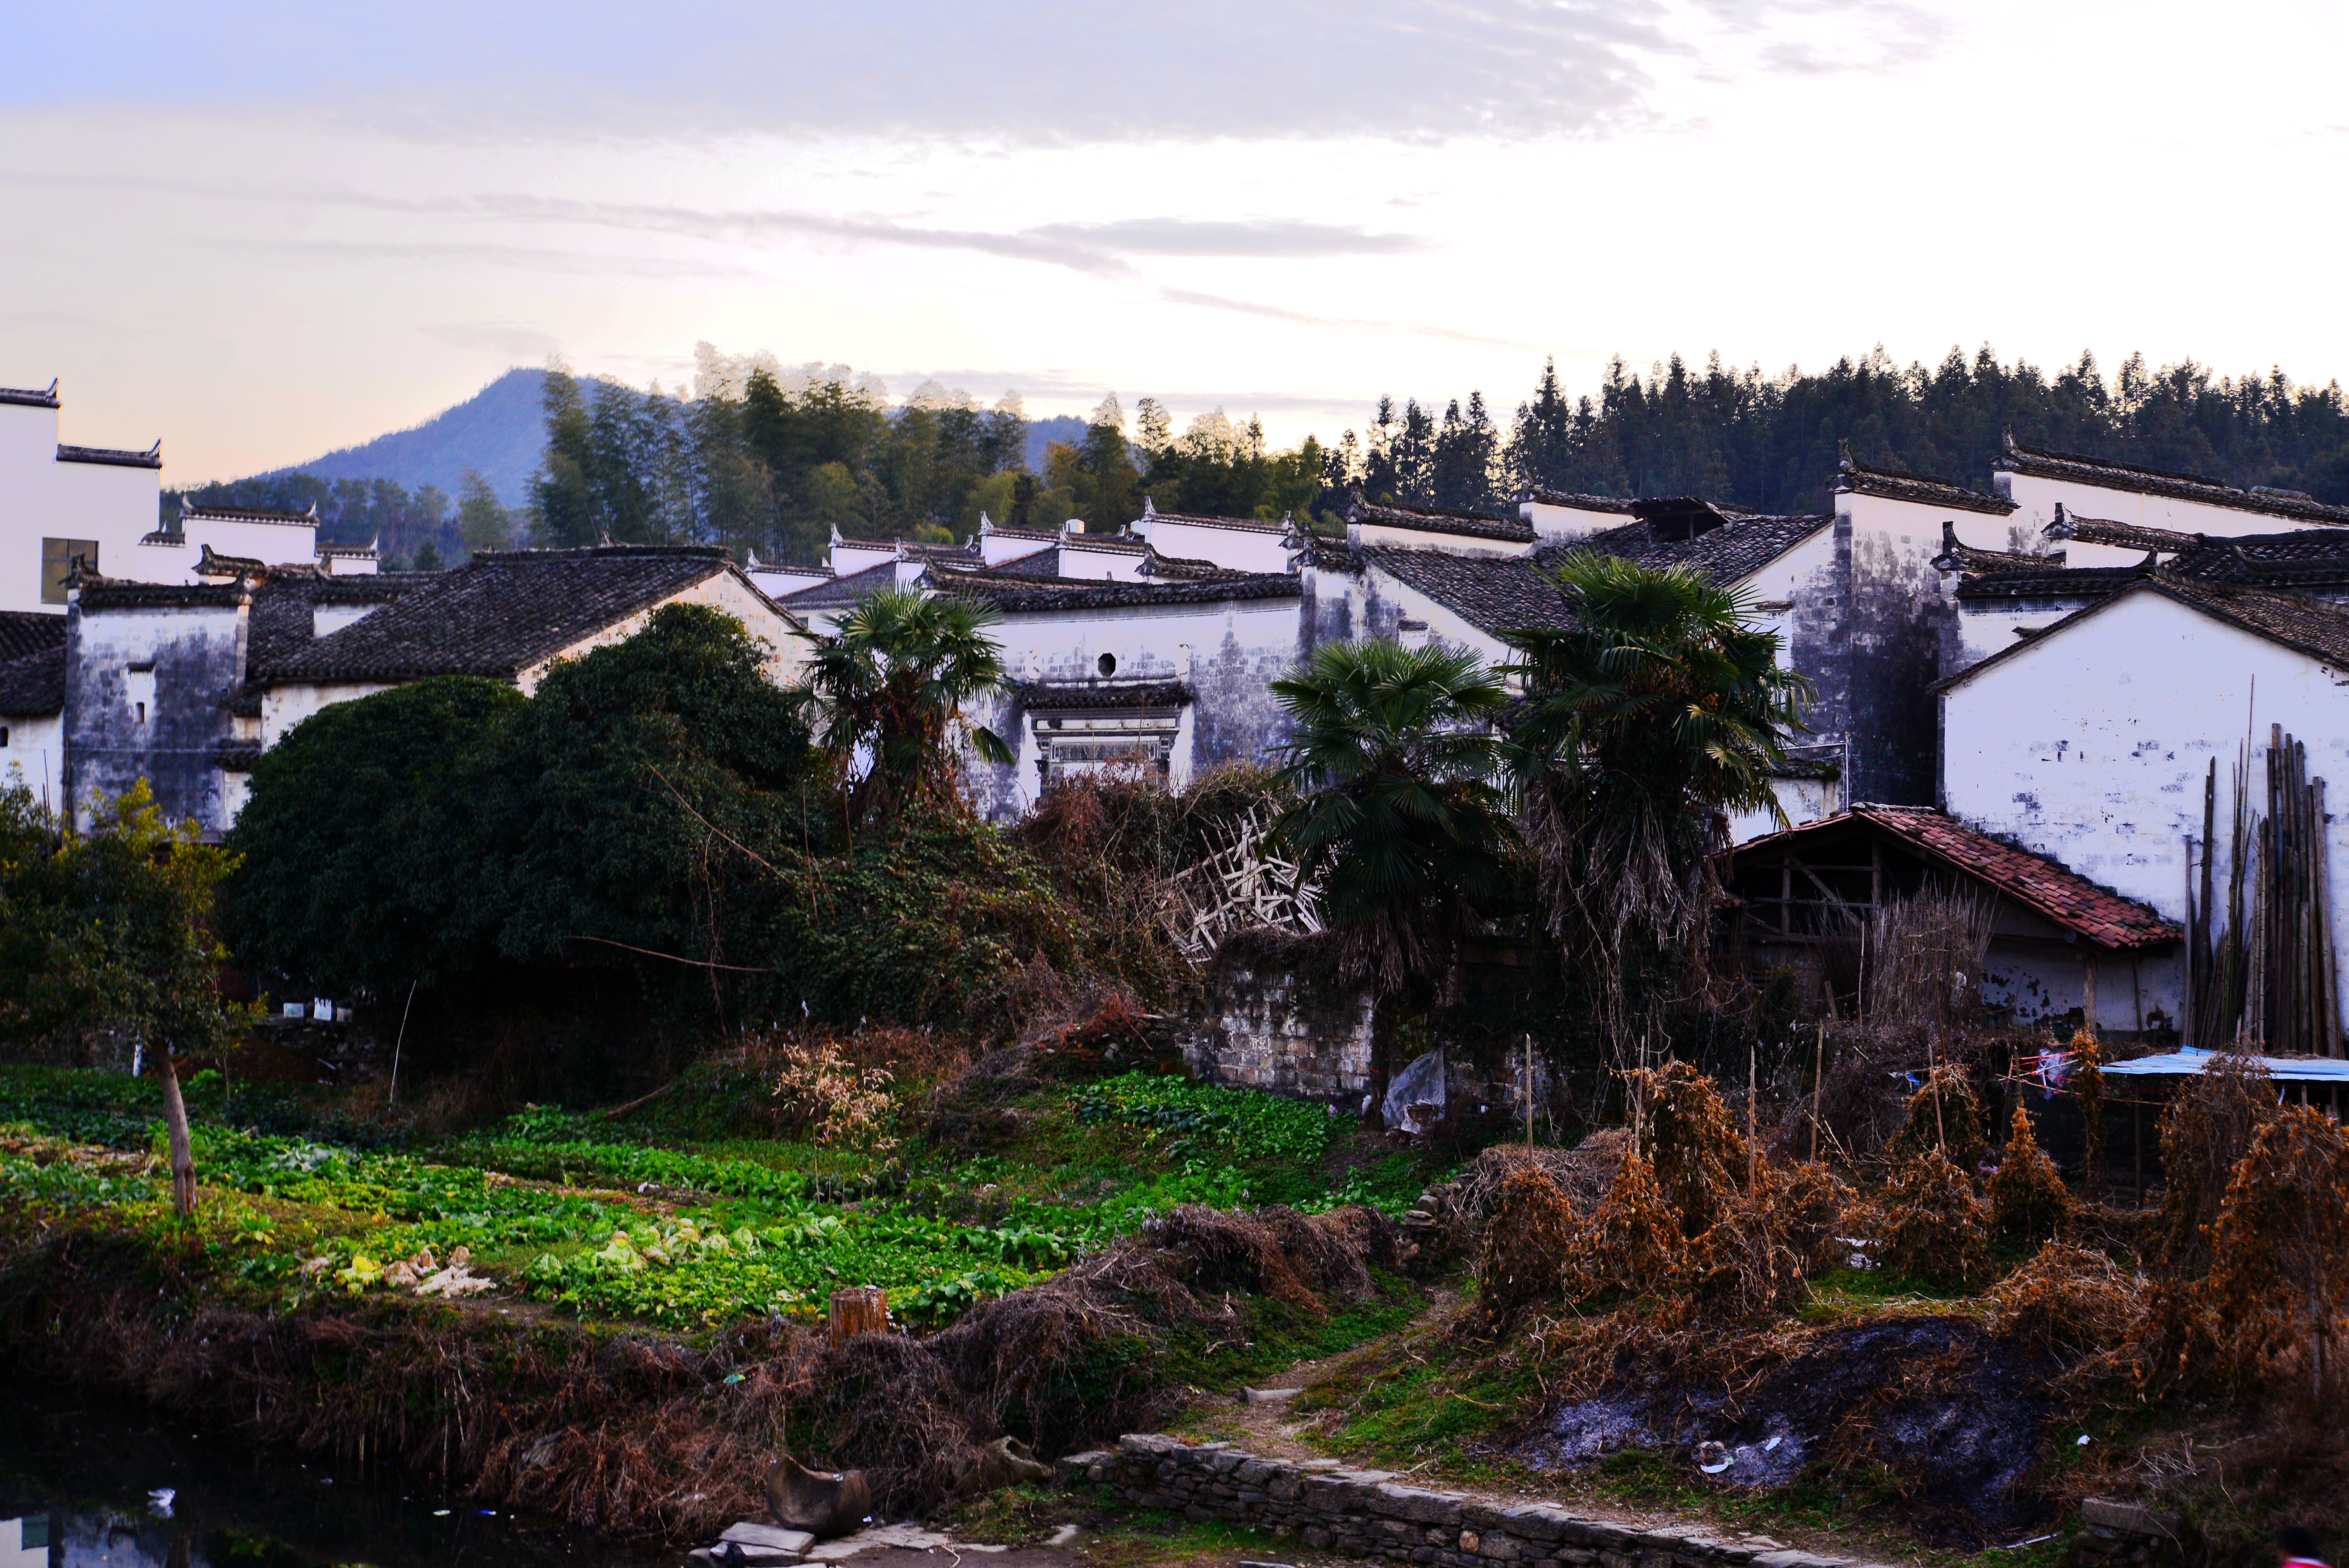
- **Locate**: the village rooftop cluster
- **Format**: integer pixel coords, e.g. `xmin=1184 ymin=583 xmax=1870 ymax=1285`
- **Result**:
xmin=7 ymin=374 xmax=2349 ymax=1047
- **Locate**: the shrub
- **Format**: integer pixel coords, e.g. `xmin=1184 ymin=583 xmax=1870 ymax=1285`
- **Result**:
xmin=1558 ymin=1150 xmax=1688 ymax=1307
xmin=1988 ymin=1099 xmax=2069 ymax=1247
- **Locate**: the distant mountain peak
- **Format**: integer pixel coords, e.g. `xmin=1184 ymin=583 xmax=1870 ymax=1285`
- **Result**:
xmin=262 ymin=367 xmax=549 ymax=506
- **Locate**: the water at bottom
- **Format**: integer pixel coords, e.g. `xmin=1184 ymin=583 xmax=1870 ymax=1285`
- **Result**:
xmin=0 ymin=1370 xmax=678 ymax=1568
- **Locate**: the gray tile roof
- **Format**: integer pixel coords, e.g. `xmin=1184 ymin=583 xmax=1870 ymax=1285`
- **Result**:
xmin=1009 ymin=679 xmax=1193 ymax=710
xmin=183 ymin=501 xmax=318 ymax=527
xmin=255 ymin=545 xmax=745 ymax=684
xmin=782 ymin=559 xmax=900 ymax=608
xmin=0 ymin=381 xmax=59 ymax=410
xmin=1997 ymin=431 xmax=2349 ymax=526
xmin=951 ymin=573 xmax=1301 ymax=613
xmin=245 ymin=572 xmax=434 ymax=678
xmin=56 ymin=442 xmax=161 ymax=469
xmin=0 ymin=646 xmax=63 ymax=716
xmin=0 ymin=611 xmax=67 ymax=664
xmin=1348 ymin=497 xmax=1536 ymax=544
xmin=1837 ymin=442 xmax=2015 ymax=515
xmin=1576 ymin=511 xmax=1832 ymax=585
xmin=2041 ymin=507 xmax=2197 ymax=554
xmin=1362 ymin=547 xmax=1572 ymax=636
xmin=1144 ymin=508 xmax=1285 ymax=533
xmin=1957 ymin=528 xmax=2349 ymax=603
xmin=1931 ymin=520 xmax=2055 ymax=574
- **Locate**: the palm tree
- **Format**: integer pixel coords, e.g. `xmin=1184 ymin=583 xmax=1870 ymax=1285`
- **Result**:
xmin=797 ymin=587 xmax=1014 ymax=830
xmin=1499 ymin=551 xmax=1809 ymax=1029
xmin=1267 ymin=640 xmax=1516 ymax=1127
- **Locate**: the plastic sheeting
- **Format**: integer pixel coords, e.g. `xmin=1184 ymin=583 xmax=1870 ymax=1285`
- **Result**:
xmin=2098 ymin=1045 xmax=2349 ymax=1082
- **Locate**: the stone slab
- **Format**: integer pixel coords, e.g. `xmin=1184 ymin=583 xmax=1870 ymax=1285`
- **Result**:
xmin=721 ymin=1523 xmax=818 ymax=1556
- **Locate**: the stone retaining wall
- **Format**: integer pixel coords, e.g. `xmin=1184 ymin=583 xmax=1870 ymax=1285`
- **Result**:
xmin=1055 ymin=1435 xmax=1885 ymax=1568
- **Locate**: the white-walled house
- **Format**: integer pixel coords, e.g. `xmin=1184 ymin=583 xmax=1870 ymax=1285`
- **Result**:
xmin=1934 ymin=571 xmax=2349 ymax=1038
xmin=1132 ymin=499 xmax=1298 ymax=575
xmin=955 ymin=573 xmax=1306 ymax=819
xmin=1993 ymin=431 xmax=2349 ymax=568
xmin=0 ymin=380 xmax=163 ymax=615
xmin=64 ymin=545 xmax=807 ymax=836
xmin=1517 ymin=488 xmax=1639 ymax=543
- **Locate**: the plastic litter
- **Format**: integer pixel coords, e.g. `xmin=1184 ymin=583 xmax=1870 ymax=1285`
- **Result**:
xmin=1764 ymin=1434 xmax=1783 ymax=1452
xmin=147 ymin=1488 xmax=175 ymax=1518
xmin=1695 ymin=1440 xmax=1734 ymax=1475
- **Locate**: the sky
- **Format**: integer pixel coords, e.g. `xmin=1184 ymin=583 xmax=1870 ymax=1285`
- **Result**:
xmin=4 ymin=0 xmax=2347 ymax=481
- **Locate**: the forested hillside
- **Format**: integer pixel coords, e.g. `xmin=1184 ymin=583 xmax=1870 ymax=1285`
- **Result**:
xmin=178 ymin=342 xmax=2349 ymax=572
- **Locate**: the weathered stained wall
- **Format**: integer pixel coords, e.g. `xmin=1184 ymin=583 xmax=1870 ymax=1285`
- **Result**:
xmin=1802 ymin=489 xmax=1987 ymax=807
xmin=64 ymin=590 xmax=247 ymax=834
xmin=1941 ymin=588 xmax=2349 ymax=1031
xmin=963 ymin=590 xmax=1306 ymax=819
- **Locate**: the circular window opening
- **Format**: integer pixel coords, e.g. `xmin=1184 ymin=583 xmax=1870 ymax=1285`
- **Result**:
xmin=1097 ymin=652 xmax=1117 ymax=677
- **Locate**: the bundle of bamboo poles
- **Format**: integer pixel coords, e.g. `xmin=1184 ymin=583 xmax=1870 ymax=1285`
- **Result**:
xmin=2186 ymin=724 xmax=2345 ymax=1056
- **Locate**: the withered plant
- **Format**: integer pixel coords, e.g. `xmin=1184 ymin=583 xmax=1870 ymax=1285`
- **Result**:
xmin=2205 ymin=1106 xmax=2349 ymax=1404
xmin=772 ymin=1036 xmax=899 ymax=1156
xmin=1884 ymin=1060 xmax=1990 ymax=1174
xmin=1473 ymin=1167 xmax=1585 ymax=1331
xmin=1985 ymin=1241 xmax=2146 ymax=1358
xmin=1877 ymin=1147 xmax=1994 ymax=1291
xmin=2155 ymin=1049 xmax=2280 ymax=1278
xmin=1989 ymin=1099 xmax=2070 ymax=1247
xmin=1631 ymin=1059 xmax=1750 ymax=1236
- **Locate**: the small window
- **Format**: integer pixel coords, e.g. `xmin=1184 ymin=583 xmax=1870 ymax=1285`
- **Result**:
xmin=1097 ymin=652 xmax=1117 ymax=677
xmin=0 ymin=726 xmax=9 ymax=746
xmin=136 ymin=703 xmax=147 ymax=724
xmin=41 ymin=538 xmax=98 ymax=604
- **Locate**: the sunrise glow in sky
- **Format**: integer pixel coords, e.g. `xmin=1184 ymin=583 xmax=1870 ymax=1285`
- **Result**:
xmin=5 ymin=0 xmax=2347 ymax=478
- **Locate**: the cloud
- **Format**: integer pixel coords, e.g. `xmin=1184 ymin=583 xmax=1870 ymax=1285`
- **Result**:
xmin=1021 ymin=219 xmax=1426 ymax=258
xmin=4 ymin=0 xmax=1948 ymax=144
xmin=199 ymin=235 xmax=766 ymax=281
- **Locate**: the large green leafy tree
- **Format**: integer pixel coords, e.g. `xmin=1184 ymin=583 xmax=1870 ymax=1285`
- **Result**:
xmin=0 ymin=781 xmax=250 ymax=1213
xmin=1267 ymin=640 xmax=1515 ymax=1125
xmin=1500 ymin=552 xmax=1808 ymax=1030
xmin=471 ymin=602 xmax=819 ymax=984
xmin=223 ymin=676 xmax=526 ymax=1000
xmin=798 ymin=586 xmax=1013 ymax=833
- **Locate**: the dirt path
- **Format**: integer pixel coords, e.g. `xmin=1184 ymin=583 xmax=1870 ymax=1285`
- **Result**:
xmin=1164 ymin=1290 xmax=1847 ymax=1561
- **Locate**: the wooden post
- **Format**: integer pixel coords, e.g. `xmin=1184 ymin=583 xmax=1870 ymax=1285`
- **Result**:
xmin=2082 ymin=953 xmax=2099 ymax=1039
xmin=1811 ymin=1022 xmax=1826 ymax=1164
xmin=1524 ymin=1036 xmax=1535 ymax=1151
xmin=1747 ymin=1039 xmax=1758 ymax=1188
xmin=829 ymin=1286 xmax=888 ymax=1345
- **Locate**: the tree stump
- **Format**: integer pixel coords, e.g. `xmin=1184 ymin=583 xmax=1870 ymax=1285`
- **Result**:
xmin=828 ymin=1286 xmax=888 ymax=1345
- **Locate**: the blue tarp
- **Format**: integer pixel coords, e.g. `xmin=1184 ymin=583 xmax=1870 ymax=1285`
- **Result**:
xmin=2099 ymin=1046 xmax=2349 ymax=1083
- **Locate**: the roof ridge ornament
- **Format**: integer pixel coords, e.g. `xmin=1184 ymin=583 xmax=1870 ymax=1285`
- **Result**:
xmin=2044 ymin=501 xmax=2075 ymax=541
